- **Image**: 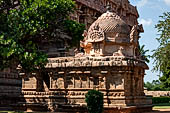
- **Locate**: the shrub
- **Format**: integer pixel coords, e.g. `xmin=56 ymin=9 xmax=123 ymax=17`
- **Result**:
xmin=85 ymin=90 xmax=103 ymax=113
xmin=152 ymin=97 xmax=170 ymax=104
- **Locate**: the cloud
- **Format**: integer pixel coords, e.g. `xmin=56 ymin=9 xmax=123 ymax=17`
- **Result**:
xmin=136 ymin=0 xmax=148 ymax=7
xmin=164 ymin=0 xmax=170 ymax=6
xmin=139 ymin=18 xmax=153 ymax=26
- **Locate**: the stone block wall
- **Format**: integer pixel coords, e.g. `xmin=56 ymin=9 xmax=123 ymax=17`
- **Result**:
xmin=145 ymin=91 xmax=170 ymax=97
xmin=0 ymin=68 xmax=21 ymax=108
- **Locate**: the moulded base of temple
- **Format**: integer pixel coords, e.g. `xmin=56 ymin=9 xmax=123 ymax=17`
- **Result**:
xmin=13 ymin=104 xmax=153 ymax=113
xmin=12 ymin=94 xmax=153 ymax=113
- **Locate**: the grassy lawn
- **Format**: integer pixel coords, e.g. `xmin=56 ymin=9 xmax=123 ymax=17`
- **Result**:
xmin=0 ymin=111 xmax=16 ymax=113
xmin=0 ymin=111 xmax=24 ymax=113
xmin=153 ymin=103 xmax=170 ymax=109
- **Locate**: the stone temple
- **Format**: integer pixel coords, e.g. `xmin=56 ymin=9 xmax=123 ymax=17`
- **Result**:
xmin=15 ymin=4 xmax=152 ymax=113
xmin=0 ymin=0 xmax=152 ymax=113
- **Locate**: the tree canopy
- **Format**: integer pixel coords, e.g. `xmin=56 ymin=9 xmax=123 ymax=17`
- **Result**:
xmin=153 ymin=12 xmax=170 ymax=89
xmin=144 ymin=79 xmax=170 ymax=91
xmin=0 ymin=0 xmax=85 ymax=72
xmin=139 ymin=44 xmax=150 ymax=63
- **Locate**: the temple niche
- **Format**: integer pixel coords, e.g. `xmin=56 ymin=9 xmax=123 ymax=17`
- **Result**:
xmin=17 ymin=0 xmax=152 ymax=113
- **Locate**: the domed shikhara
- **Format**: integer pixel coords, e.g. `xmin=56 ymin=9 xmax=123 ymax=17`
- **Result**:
xmin=80 ymin=11 xmax=140 ymax=57
xmin=87 ymin=12 xmax=130 ymax=43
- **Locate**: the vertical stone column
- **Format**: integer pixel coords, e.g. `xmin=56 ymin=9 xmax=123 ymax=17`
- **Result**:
xmin=64 ymin=72 xmax=67 ymax=89
xmin=73 ymin=74 xmax=75 ymax=88
xmin=22 ymin=77 xmax=25 ymax=89
xmin=124 ymin=72 xmax=131 ymax=96
xmin=80 ymin=75 xmax=82 ymax=88
xmin=138 ymin=69 xmax=145 ymax=96
xmin=103 ymin=76 xmax=106 ymax=89
xmin=99 ymin=76 xmax=102 ymax=88
xmin=89 ymin=76 xmax=93 ymax=88
xmin=133 ymin=69 xmax=138 ymax=96
xmin=130 ymin=72 xmax=134 ymax=96
xmin=49 ymin=72 xmax=53 ymax=89
xmin=87 ymin=75 xmax=90 ymax=88
xmin=141 ymin=70 xmax=145 ymax=96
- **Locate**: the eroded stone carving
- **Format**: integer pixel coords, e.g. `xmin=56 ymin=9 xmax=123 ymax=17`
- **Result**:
xmin=113 ymin=46 xmax=125 ymax=56
xmin=130 ymin=25 xmax=138 ymax=44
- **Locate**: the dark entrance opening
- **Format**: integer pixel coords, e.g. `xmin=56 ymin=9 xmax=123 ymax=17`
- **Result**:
xmin=43 ymin=72 xmax=50 ymax=89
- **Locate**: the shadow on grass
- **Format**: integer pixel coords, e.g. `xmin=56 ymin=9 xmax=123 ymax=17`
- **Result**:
xmin=0 ymin=111 xmax=24 ymax=113
xmin=153 ymin=103 xmax=170 ymax=106
xmin=153 ymin=103 xmax=170 ymax=110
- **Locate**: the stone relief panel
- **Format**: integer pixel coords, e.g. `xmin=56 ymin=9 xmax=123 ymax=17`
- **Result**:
xmin=89 ymin=77 xmax=94 ymax=88
xmin=93 ymin=43 xmax=101 ymax=54
xmin=124 ymin=73 xmax=132 ymax=96
xmin=74 ymin=76 xmax=81 ymax=88
xmin=66 ymin=75 xmax=74 ymax=88
xmin=87 ymin=23 xmax=105 ymax=42
xmin=130 ymin=25 xmax=138 ymax=45
xmin=23 ymin=77 xmax=36 ymax=89
xmin=52 ymin=75 xmax=64 ymax=89
xmin=81 ymin=75 xmax=87 ymax=88
xmin=106 ymin=73 xmax=124 ymax=90
xmin=99 ymin=76 xmax=105 ymax=88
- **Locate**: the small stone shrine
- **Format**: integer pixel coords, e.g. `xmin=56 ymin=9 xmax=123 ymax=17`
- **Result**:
xmin=17 ymin=7 xmax=152 ymax=113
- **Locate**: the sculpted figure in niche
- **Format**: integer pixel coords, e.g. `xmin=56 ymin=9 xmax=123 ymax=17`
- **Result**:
xmin=80 ymin=42 xmax=92 ymax=55
xmin=55 ymin=78 xmax=64 ymax=89
xmin=80 ymin=30 xmax=92 ymax=55
xmin=112 ymin=46 xmax=125 ymax=56
xmin=130 ymin=25 xmax=138 ymax=44
xmin=130 ymin=25 xmax=140 ymax=58
xmin=94 ymin=43 xmax=100 ymax=54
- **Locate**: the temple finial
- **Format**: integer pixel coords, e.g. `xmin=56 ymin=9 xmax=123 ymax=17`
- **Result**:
xmin=106 ymin=2 xmax=111 ymax=12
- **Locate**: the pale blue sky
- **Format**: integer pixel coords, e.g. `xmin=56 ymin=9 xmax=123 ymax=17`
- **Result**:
xmin=129 ymin=0 xmax=170 ymax=82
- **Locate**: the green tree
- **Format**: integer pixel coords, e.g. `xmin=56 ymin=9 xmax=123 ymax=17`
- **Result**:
xmin=0 ymin=0 xmax=84 ymax=72
xmin=153 ymin=12 xmax=170 ymax=89
xmin=139 ymin=45 xmax=150 ymax=63
xmin=63 ymin=19 xmax=85 ymax=47
xmin=144 ymin=80 xmax=164 ymax=91
xmin=144 ymin=82 xmax=154 ymax=91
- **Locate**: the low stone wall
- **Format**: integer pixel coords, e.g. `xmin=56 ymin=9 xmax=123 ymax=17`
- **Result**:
xmin=145 ymin=91 xmax=170 ymax=97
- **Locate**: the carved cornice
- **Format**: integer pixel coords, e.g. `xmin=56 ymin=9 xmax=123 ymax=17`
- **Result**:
xmin=46 ymin=56 xmax=148 ymax=69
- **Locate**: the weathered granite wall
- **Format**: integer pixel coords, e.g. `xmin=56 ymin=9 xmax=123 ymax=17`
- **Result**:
xmin=73 ymin=0 xmax=141 ymax=30
xmin=0 ymin=67 xmax=21 ymax=110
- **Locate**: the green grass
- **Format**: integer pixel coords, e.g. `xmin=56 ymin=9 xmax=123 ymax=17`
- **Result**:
xmin=0 ymin=111 xmax=15 ymax=113
xmin=153 ymin=103 xmax=170 ymax=109
xmin=0 ymin=111 xmax=24 ymax=113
